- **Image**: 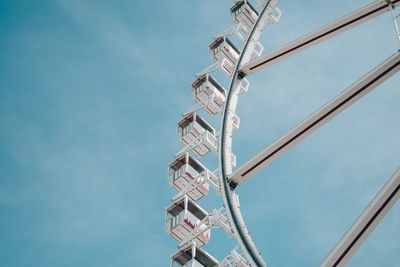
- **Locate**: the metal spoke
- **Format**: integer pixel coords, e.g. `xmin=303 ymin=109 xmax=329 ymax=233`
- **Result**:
xmin=320 ymin=168 xmax=400 ymax=267
xmin=240 ymin=0 xmax=400 ymax=77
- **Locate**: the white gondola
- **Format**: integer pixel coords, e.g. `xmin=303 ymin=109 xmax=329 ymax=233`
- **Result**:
xmin=208 ymin=36 xmax=240 ymax=77
xmin=230 ymin=0 xmax=259 ymax=33
xmin=168 ymin=152 xmax=210 ymax=201
xmin=171 ymin=245 xmax=219 ymax=267
xmin=191 ymin=74 xmax=226 ymax=115
xmin=166 ymin=195 xmax=211 ymax=247
xmin=177 ymin=112 xmax=218 ymax=158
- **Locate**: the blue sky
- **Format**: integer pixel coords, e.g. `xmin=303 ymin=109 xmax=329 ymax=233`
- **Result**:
xmin=0 ymin=0 xmax=399 ymax=266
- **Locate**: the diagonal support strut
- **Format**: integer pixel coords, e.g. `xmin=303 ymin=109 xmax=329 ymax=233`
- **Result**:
xmin=320 ymin=167 xmax=400 ymax=267
xmin=239 ymin=0 xmax=400 ymax=77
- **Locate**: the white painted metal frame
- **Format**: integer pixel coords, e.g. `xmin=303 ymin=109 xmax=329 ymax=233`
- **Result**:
xmin=167 ymin=0 xmax=400 ymax=266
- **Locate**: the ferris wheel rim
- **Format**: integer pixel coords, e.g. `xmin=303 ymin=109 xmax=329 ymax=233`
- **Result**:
xmin=219 ymin=1 xmax=275 ymax=266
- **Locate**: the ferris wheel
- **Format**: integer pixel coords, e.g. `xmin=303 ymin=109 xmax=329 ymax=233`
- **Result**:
xmin=165 ymin=1 xmax=400 ymax=266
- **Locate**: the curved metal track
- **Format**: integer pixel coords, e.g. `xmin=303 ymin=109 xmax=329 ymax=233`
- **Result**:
xmin=219 ymin=1 xmax=274 ymax=266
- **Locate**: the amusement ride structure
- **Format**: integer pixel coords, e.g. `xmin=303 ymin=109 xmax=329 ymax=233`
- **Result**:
xmin=165 ymin=1 xmax=400 ymax=266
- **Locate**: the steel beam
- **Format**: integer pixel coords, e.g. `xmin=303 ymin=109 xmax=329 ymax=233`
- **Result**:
xmin=229 ymin=52 xmax=400 ymax=187
xmin=320 ymin=167 xmax=400 ymax=267
xmin=240 ymin=0 xmax=400 ymax=77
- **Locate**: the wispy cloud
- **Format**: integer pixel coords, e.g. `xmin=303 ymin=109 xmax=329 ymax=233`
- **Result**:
xmin=57 ymin=0 xmax=141 ymax=60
